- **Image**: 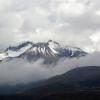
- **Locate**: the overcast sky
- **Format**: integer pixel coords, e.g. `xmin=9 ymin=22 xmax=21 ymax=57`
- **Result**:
xmin=0 ymin=0 xmax=100 ymax=52
xmin=0 ymin=0 xmax=100 ymax=85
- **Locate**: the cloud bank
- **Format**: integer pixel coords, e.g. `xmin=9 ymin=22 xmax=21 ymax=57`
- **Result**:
xmin=0 ymin=0 xmax=100 ymax=52
xmin=0 ymin=52 xmax=99 ymax=85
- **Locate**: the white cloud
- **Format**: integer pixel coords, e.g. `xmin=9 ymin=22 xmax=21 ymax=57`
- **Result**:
xmin=0 ymin=52 xmax=100 ymax=85
xmin=90 ymin=32 xmax=100 ymax=43
xmin=57 ymin=0 xmax=87 ymax=16
xmin=95 ymin=10 xmax=100 ymax=16
xmin=89 ymin=30 xmax=100 ymax=51
xmin=0 ymin=0 xmax=11 ymax=12
xmin=0 ymin=0 xmax=100 ymax=51
xmin=0 ymin=13 xmax=23 ymax=32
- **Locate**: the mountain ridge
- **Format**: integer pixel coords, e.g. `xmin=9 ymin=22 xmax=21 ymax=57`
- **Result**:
xmin=23 ymin=66 xmax=100 ymax=96
xmin=0 ymin=40 xmax=87 ymax=64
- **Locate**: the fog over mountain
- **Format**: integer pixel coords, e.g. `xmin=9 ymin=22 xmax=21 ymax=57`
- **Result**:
xmin=0 ymin=52 xmax=99 ymax=85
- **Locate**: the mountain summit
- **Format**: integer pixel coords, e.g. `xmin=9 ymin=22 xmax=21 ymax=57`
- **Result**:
xmin=0 ymin=40 xmax=87 ymax=64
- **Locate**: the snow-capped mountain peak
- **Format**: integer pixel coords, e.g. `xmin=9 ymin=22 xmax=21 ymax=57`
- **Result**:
xmin=47 ymin=40 xmax=60 ymax=54
xmin=0 ymin=40 xmax=87 ymax=64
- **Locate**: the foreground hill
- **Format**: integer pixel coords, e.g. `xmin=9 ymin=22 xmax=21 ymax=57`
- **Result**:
xmin=14 ymin=66 xmax=100 ymax=100
xmin=24 ymin=66 xmax=100 ymax=94
xmin=1 ymin=66 xmax=100 ymax=100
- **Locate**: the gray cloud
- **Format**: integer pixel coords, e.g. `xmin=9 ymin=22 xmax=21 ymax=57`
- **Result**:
xmin=0 ymin=59 xmax=53 ymax=85
xmin=0 ymin=0 xmax=100 ymax=52
xmin=0 ymin=52 xmax=99 ymax=85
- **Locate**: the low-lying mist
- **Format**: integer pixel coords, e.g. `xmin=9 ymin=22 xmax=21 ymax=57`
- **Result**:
xmin=0 ymin=52 xmax=100 ymax=85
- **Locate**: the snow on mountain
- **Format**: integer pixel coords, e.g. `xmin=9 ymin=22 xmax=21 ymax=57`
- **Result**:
xmin=0 ymin=40 xmax=87 ymax=64
xmin=0 ymin=53 xmax=8 ymax=61
xmin=6 ymin=44 xmax=32 ymax=57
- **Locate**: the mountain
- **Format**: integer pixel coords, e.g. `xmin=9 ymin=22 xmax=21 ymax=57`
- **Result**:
xmin=23 ymin=66 xmax=100 ymax=96
xmin=0 ymin=66 xmax=100 ymax=100
xmin=0 ymin=40 xmax=87 ymax=64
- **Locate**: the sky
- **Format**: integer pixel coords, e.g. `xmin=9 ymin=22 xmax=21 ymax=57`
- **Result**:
xmin=0 ymin=0 xmax=100 ymax=85
xmin=0 ymin=0 xmax=100 ymax=52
